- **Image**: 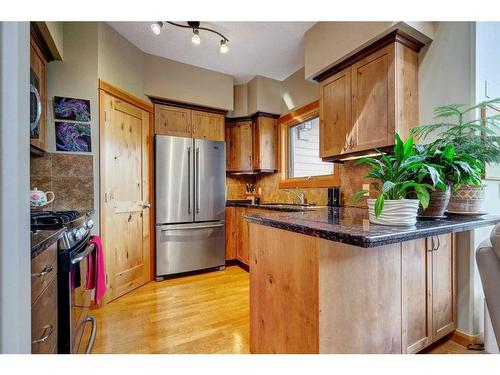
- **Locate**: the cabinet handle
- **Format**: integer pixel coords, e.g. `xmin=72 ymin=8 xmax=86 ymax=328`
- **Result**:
xmin=32 ymin=324 xmax=54 ymax=344
xmin=32 ymin=264 xmax=54 ymax=278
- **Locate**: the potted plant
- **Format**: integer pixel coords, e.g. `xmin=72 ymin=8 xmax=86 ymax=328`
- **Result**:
xmin=412 ymin=143 xmax=483 ymax=217
xmin=411 ymin=98 xmax=500 ymax=214
xmin=352 ymin=134 xmax=437 ymax=226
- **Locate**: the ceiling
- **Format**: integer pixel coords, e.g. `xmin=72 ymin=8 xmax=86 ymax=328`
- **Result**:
xmin=108 ymin=22 xmax=315 ymax=84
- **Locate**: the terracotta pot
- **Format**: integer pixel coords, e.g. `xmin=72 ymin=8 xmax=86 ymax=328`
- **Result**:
xmin=447 ymin=185 xmax=486 ymax=213
xmin=367 ymin=198 xmax=420 ymax=226
xmin=418 ymin=186 xmax=451 ymax=218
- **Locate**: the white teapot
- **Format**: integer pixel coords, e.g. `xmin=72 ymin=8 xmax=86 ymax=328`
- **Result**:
xmin=30 ymin=188 xmax=55 ymax=208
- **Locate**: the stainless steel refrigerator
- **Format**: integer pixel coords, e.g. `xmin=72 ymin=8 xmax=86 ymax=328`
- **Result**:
xmin=155 ymin=135 xmax=226 ymax=278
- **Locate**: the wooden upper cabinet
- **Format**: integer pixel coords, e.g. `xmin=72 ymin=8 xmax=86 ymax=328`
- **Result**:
xmin=319 ymin=68 xmax=352 ymax=158
xmin=192 ymin=110 xmax=225 ymax=141
xmin=226 ymin=114 xmax=278 ymax=173
xmin=253 ymin=116 xmax=278 ymax=171
xmin=318 ymin=34 xmax=422 ymax=161
xmin=30 ymin=36 xmax=48 ymax=152
xmin=154 ymin=104 xmax=192 ymax=137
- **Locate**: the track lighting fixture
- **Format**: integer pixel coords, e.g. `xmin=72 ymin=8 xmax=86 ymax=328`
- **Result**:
xmin=150 ymin=21 xmax=229 ymax=53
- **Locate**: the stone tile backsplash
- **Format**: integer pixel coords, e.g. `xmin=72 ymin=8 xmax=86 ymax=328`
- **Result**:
xmin=30 ymin=153 xmax=94 ymax=211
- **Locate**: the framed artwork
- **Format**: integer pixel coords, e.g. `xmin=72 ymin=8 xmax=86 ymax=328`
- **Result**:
xmin=55 ymin=122 xmax=92 ymax=152
xmin=53 ymin=96 xmax=91 ymax=122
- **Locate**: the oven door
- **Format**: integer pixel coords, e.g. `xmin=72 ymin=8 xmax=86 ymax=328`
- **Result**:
xmin=70 ymin=242 xmax=97 ymax=354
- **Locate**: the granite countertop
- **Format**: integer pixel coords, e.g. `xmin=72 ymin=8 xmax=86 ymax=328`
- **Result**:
xmin=31 ymin=228 xmax=66 ymax=258
xmin=226 ymin=200 xmax=316 ymax=212
xmin=244 ymin=207 xmax=500 ymax=248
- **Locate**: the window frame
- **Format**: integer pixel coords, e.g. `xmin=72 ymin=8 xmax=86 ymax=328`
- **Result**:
xmin=278 ymin=100 xmax=340 ymax=189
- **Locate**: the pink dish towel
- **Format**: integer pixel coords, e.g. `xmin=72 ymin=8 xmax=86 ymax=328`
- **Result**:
xmin=86 ymin=236 xmax=106 ymax=304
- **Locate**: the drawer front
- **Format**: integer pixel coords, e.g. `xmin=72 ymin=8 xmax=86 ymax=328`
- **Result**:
xmin=31 ymin=277 xmax=57 ymax=354
xmin=31 ymin=242 xmax=57 ymax=301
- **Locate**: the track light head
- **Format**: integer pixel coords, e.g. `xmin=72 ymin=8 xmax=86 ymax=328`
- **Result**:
xmin=151 ymin=21 xmax=163 ymax=35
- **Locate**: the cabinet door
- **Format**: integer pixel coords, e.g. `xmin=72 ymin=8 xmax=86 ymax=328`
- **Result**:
xmin=232 ymin=121 xmax=253 ymax=172
xmin=225 ymin=122 xmax=232 ymax=170
xmin=192 ymin=110 xmax=225 ymax=141
xmin=430 ymin=234 xmax=456 ymax=341
xmin=319 ymin=67 xmax=352 ymax=158
xmin=350 ymin=44 xmax=395 ymax=152
xmin=236 ymin=208 xmax=249 ymax=265
xmin=30 ymin=38 xmax=47 ymax=151
xmin=225 ymin=207 xmax=238 ymax=260
xmin=154 ymin=104 xmax=192 ymax=137
xmin=401 ymin=238 xmax=432 ymax=353
xmin=253 ymin=116 xmax=278 ymax=171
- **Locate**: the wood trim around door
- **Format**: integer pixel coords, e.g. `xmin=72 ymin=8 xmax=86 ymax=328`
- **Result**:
xmin=99 ymin=85 xmax=155 ymax=303
xmin=99 ymin=79 xmax=154 ymax=113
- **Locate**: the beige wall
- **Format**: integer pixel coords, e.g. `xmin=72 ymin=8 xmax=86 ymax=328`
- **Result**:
xmin=98 ymin=23 xmax=148 ymax=102
xmin=229 ymin=68 xmax=319 ymax=117
xmin=304 ymin=21 xmax=435 ymax=79
xmin=45 ymin=22 xmax=64 ymax=59
xmin=231 ymin=84 xmax=248 ymax=117
xmin=47 ymin=22 xmax=100 ymax=232
xmin=143 ymin=53 xmax=234 ymax=111
xmin=281 ymin=67 xmax=319 ymax=113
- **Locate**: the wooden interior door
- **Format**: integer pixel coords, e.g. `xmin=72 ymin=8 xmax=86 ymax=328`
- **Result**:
xmin=401 ymin=238 xmax=432 ymax=353
xmin=192 ymin=110 xmax=225 ymax=141
xmin=100 ymin=91 xmax=152 ymax=302
xmin=430 ymin=234 xmax=456 ymax=341
xmin=350 ymin=44 xmax=395 ymax=152
xmin=154 ymin=104 xmax=192 ymax=137
xmin=319 ymin=67 xmax=352 ymax=158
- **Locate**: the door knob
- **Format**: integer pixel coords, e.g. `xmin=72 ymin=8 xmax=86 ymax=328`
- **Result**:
xmin=143 ymin=203 xmax=151 ymax=209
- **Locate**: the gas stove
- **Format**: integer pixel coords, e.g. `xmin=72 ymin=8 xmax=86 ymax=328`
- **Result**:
xmin=31 ymin=210 xmax=94 ymax=250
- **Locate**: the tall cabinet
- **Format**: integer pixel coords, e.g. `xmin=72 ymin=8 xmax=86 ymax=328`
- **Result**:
xmin=316 ymin=30 xmax=423 ymax=161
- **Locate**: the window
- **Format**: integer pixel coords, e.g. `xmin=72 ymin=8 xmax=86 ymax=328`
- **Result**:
xmin=278 ymin=101 xmax=339 ymax=189
xmin=288 ymin=116 xmax=332 ymax=178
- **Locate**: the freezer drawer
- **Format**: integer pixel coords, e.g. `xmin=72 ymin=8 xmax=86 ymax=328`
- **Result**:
xmin=156 ymin=221 xmax=225 ymax=277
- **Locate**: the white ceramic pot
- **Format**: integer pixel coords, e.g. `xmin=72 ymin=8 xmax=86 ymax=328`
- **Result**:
xmin=367 ymin=198 xmax=420 ymax=226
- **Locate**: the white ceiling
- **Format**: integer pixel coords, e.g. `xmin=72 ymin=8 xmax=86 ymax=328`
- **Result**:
xmin=108 ymin=22 xmax=315 ymax=84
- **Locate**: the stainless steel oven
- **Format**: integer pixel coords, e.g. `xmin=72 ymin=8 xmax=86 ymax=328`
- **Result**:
xmin=58 ymin=234 xmax=97 ymax=354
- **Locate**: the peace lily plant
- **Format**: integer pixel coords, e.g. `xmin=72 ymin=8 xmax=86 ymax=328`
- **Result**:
xmin=352 ymin=134 xmax=439 ymax=226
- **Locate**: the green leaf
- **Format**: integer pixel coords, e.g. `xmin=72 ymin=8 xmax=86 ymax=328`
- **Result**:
xmin=414 ymin=185 xmax=430 ymax=209
xmin=403 ymin=136 xmax=414 ymax=158
xmin=351 ymin=190 xmax=369 ymax=204
xmin=382 ymin=181 xmax=396 ymax=193
xmin=375 ymin=194 xmax=385 ymax=218
xmin=394 ymin=133 xmax=404 ymax=163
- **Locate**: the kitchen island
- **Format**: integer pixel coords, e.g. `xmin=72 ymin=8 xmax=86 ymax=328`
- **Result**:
xmin=245 ymin=207 xmax=500 ymax=354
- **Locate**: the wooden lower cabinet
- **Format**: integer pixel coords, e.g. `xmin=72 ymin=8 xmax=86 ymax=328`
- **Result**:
xmin=31 ymin=242 xmax=58 ymax=354
xmin=430 ymin=234 xmax=456 ymax=341
xmin=225 ymin=207 xmax=238 ymax=261
xmin=249 ymin=223 xmax=456 ymax=354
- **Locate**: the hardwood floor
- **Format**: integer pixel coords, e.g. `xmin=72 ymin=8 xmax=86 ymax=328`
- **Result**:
xmin=89 ymin=266 xmax=249 ymax=354
xmin=87 ymin=265 xmax=476 ymax=354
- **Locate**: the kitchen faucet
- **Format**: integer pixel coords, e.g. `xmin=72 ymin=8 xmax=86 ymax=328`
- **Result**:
xmin=285 ymin=188 xmax=307 ymax=205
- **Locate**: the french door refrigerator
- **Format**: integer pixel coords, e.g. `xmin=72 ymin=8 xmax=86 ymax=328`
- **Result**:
xmin=155 ymin=135 xmax=226 ymax=278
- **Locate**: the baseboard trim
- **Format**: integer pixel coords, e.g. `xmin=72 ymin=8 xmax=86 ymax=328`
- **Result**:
xmin=448 ymin=330 xmax=481 ymax=347
xmin=226 ymin=259 xmax=249 ymax=272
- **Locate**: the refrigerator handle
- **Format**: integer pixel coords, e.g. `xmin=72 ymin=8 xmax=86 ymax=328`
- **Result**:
xmin=195 ymin=147 xmax=200 ymax=214
xmin=187 ymin=146 xmax=191 ymax=214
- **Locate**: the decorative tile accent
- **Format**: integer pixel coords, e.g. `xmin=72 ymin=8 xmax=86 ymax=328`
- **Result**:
xmin=30 ymin=153 xmax=52 ymax=177
xmin=52 ymin=176 xmax=94 ymax=211
xmin=52 ymin=154 xmax=93 ymax=177
xmin=30 ymin=152 xmax=94 ymax=212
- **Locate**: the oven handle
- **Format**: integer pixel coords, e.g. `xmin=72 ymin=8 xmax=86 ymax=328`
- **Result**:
xmin=84 ymin=315 xmax=97 ymax=354
xmin=71 ymin=243 xmax=96 ymax=265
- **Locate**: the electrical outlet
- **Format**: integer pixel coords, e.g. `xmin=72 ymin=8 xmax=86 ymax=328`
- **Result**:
xmin=362 ymin=184 xmax=370 ymax=197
